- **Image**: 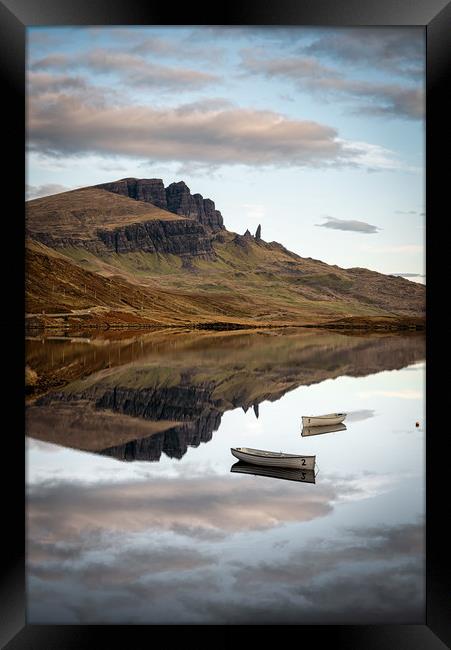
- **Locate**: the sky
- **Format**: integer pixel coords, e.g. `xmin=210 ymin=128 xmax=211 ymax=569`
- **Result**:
xmin=26 ymin=26 xmax=425 ymax=282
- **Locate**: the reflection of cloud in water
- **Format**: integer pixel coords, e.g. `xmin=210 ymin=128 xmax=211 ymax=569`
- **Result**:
xmin=345 ymin=409 xmax=376 ymax=422
xmin=27 ymin=483 xmax=424 ymax=624
xmin=27 ymin=470 xmax=401 ymax=554
xmin=28 ymin=474 xmax=341 ymax=541
xmin=227 ymin=520 xmax=424 ymax=623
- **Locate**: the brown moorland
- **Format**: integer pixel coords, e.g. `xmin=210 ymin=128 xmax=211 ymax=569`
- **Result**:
xmin=25 ymin=180 xmax=425 ymax=330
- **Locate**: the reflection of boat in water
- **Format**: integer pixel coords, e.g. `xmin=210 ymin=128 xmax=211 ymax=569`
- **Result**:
xmin=230 ymin=447 xmax=315 ymax=470
xmin=302 ymin=422 xmax=347 ymax=437
xmin=231 ymin=461 xmax=316 ymax=483
xmin=301 ymin=413 xmax=346 ymax=427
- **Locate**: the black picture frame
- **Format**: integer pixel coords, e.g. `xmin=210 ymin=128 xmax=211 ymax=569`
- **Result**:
xmin=1 ymin=0 xmax=448 ymax=647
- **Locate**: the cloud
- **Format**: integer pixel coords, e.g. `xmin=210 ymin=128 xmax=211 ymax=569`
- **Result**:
xmin=30 ymin=54 xmax=72 ymax=71
xmin=27 ymin=93 xmax=352 ymax=167
xmin=27 ymin=30 xmax=65 ymax=48
xmin=63 ymin=28 xmax=226 ymax=63
xmin=26 ymin=183 xmax=71 ymax=199
xmin=27 ymin=71 xmax=90 ymax=94
xmin=30 ymin=50 xmax=219 ymax=91
xmin=130 ymin=35 xmax=225 ymax=64
xmin=316 ymin=216 xmax=380 ymax=234
xmin=241 ymin=52 xmax=423 ymax=120
xmin=27 ymin=87 xmax=403 ymax=171
xmin=303 ymin=28 xmax=424 ymax=80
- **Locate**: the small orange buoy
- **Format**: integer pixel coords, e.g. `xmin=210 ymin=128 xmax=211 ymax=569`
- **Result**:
xmin=415 ymin=422 xmax=420 ymax=427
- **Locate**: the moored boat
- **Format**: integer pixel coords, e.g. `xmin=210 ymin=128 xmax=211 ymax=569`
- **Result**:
xmin=231 ymin=461 xmax=316 ymax=483
xmin=301 ymin=413 xmax=346 ymax=427
xmin=302 ymin=422 xmax=347 ymax=437
xmin=230 ymin=447 xmax=315 ymax=470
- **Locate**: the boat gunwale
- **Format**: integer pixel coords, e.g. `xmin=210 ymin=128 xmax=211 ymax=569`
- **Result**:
xmin=231 ymin=447 xmax=315 ymax=460
xmin=303 ymin=413 xmax=346 ymax=419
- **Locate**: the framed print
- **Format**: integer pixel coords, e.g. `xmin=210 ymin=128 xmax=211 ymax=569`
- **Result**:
xmin=1 ymin=0 xmax=449 ymax=647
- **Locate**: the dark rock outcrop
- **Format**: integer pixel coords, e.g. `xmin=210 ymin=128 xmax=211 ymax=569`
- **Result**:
xmin=165 ymin=181 xmax=198 ymax=219
xmin=233 ymin=232 xmax=251 ymax=249
xmin=97 ymin=219 xmax=215 ymax=257
xmin=97 ymin=177 xmax=225 ymax=231
xmin=33 ymin=219 xmax=215 ymax=258
xmin=31 ymin=232 xmax=107 ymax=254
xmin=166 ymin=181 xmax=224 ymax=231
xmin=255 ymin=224 xmax=262 ymax=240
xmin=96 ymin=178 xmax=168 ymax=210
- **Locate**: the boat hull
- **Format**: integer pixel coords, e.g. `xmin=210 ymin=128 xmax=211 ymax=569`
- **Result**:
xmin=302 ymin=423 xmax=347 ymax=437
xmin=302 ymin=414 xmax=346 ymax=427
xmin=231 ymin=461 xmax=316 ymax=483
xmin=230 ymin=448 xmax=315 ymax=470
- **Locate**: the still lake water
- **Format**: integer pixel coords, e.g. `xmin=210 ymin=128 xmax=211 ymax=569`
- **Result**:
xmin=26 ymin=328 xmax=425 ymax=624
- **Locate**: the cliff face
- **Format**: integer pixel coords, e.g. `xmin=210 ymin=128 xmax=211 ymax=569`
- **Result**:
xmin=33 ymin=219 xmax=215 ymax=258
xmin=165 ymin=181 xmax=224 ymax=231
xmin=97 ymin=218 xmax=215 ymax=257
xmin=97 ymin=178 xmax=224 ymax=231
xmin=96 ymin=178 xmax=168 ymax=210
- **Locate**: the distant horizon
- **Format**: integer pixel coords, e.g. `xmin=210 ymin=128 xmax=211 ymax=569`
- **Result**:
xmin=26 ymin=26 xmax=425 ymax=284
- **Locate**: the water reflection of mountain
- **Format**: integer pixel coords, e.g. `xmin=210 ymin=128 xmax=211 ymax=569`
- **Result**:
xmin=98 ymin=380 xmax=222 ymax=461
xmin=26 ymin=329 xmax=425 ymax=461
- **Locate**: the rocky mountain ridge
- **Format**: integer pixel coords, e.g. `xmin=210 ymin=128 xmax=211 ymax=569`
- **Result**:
xmin=25 ymin=178 xmax=426 ymax=328
xmin=96 ymin=178 xmax=224 ymax=231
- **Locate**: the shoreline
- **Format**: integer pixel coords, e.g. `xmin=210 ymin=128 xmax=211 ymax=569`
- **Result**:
xmin=25 ymin=317 xmax=426 ymax=334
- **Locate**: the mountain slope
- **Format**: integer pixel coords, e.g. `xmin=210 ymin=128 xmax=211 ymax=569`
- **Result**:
xmin=27 ymin=186 xmax=186 ymax=237
xmin=25 ymin=179 xmax=425 ymax=329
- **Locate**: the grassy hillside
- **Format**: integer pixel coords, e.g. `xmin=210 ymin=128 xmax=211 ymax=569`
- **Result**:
xmin=25 ymin=185 xmax=426 ymax=329
xmin=26 ymin=187 xmax=185 ymax=240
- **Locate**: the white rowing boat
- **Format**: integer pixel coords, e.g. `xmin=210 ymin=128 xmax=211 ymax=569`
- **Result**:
xmin=230 ymin=447 xmax=315 ymax=470
xmin=301 ymin=413 xmax=346 ymax=427
xmin=231 ymin=461 xmax=316 ymax=483
xmin=301 ymin=422 xmax=347 ymax=437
